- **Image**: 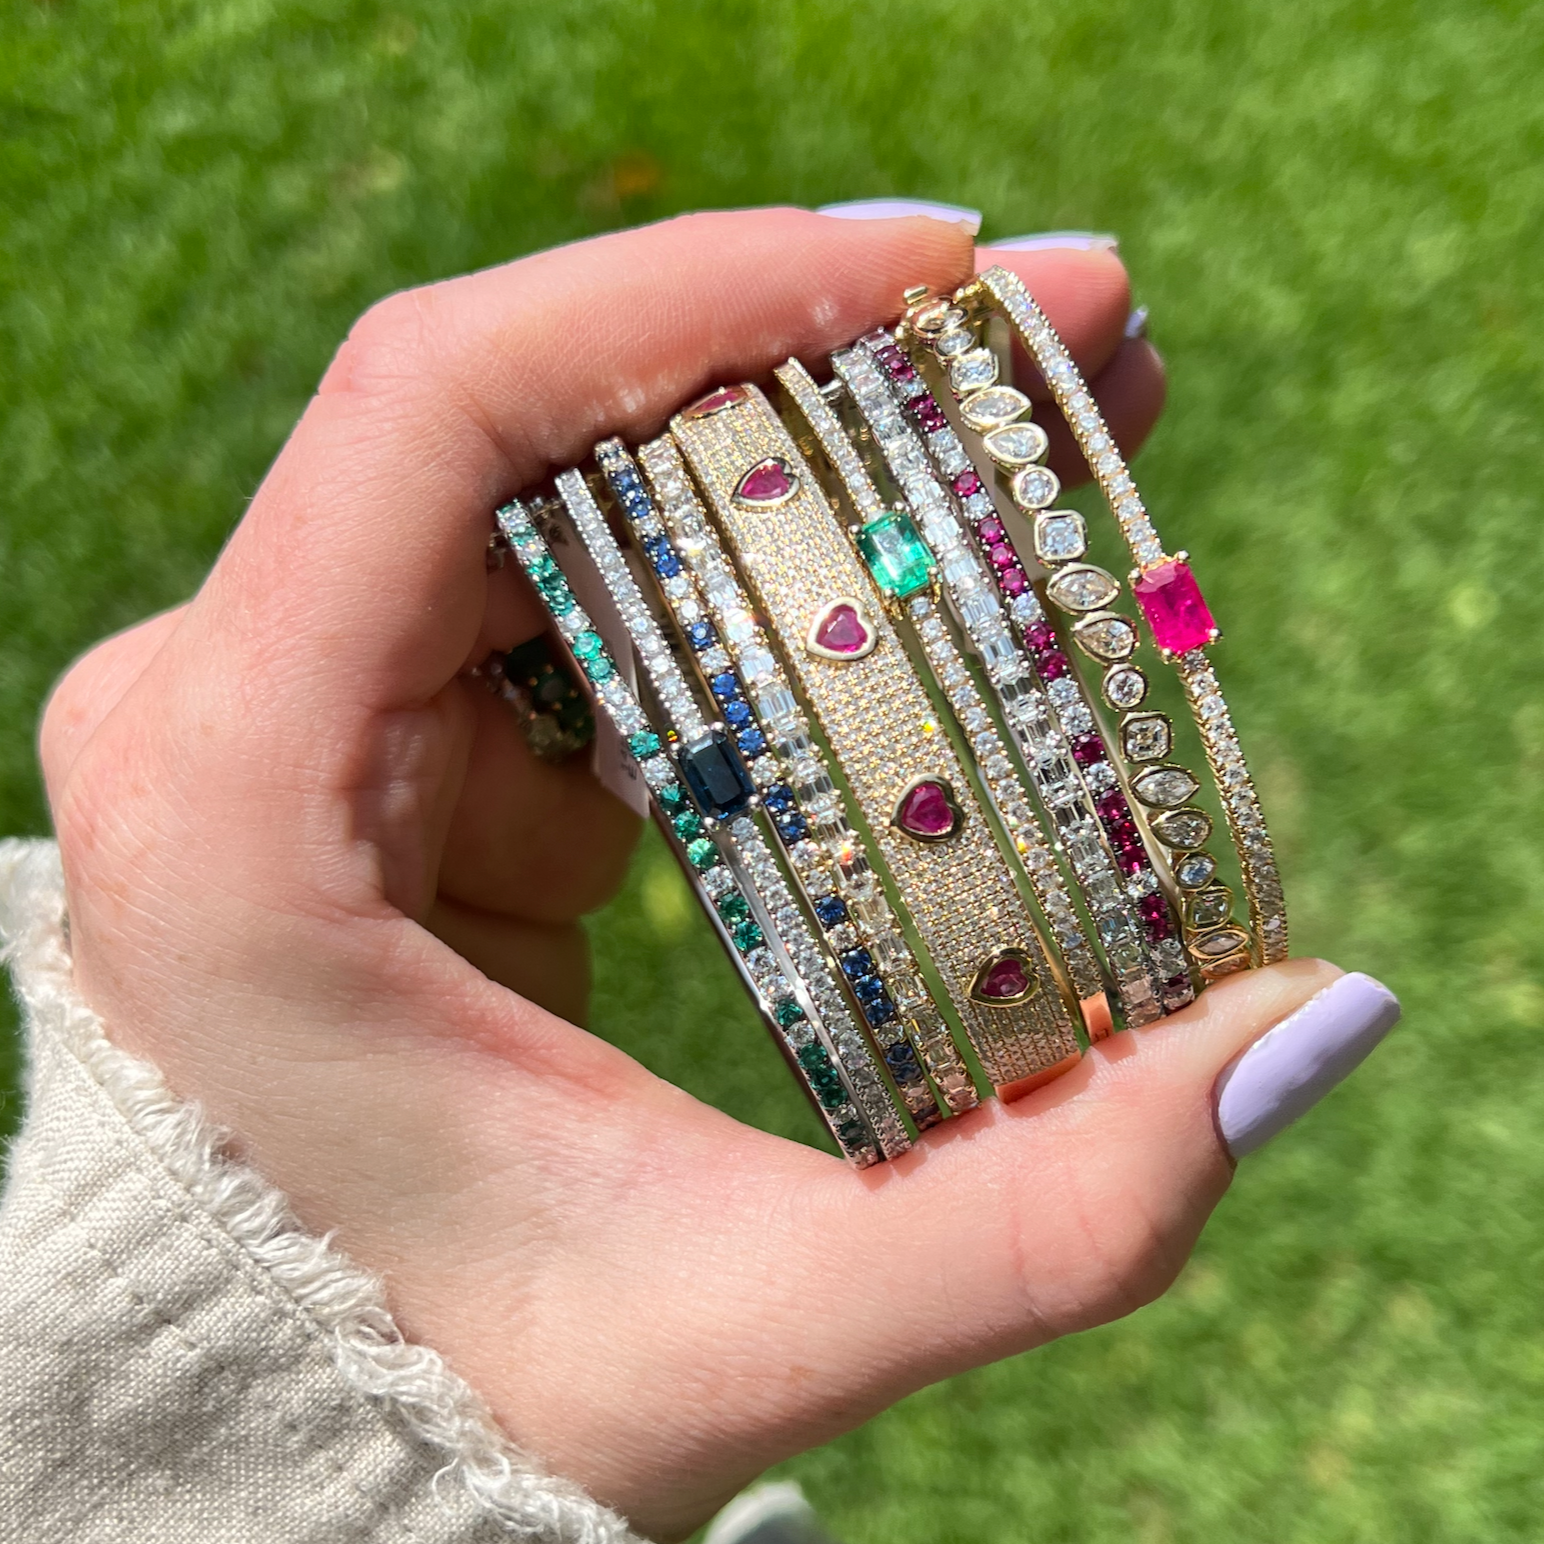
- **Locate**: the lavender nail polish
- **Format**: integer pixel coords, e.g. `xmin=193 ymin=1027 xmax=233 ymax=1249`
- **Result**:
xmin=984 ymin=231 xmax=1119 ymax=252
xmin=1215 ymin=973 xmax=1400 ymax=1159
xmin=816 ymin=198 xmax=983 ymax=234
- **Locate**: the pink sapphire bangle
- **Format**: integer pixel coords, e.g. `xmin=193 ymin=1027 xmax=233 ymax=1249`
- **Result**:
xmin=495 ymin=496 xmax=888 ymax=1166
xmin=932 ymin=267 xmax=1288 ymax=972
xmin=596 ymin=435 xmax=970 ymax=1126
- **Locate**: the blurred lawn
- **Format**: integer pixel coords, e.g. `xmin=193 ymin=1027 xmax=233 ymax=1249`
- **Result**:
xmin=6 ymin=0 xmax=1544 ymax=1538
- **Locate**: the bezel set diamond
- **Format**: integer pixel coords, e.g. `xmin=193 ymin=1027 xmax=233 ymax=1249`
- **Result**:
xmin=495 ymin=274 xmax=1287 ymax=1168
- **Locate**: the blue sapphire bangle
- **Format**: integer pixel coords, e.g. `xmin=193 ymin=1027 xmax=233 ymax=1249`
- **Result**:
xmin=495 ymin=497 xmax=888 ymax=1166
xmin=615 ymin=435 xmax=978 ymax=1122
xmin=546 ymin=471 xmax=912 ymax=1161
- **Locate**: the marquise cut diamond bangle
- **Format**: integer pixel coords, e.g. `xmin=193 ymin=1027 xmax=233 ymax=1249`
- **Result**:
xmin=494 ymin=497 xmax=888 ymax=1165
xmin=959 ymin=267 xmax=1287 ymax=971
xmin=596 ymin=436 xmax=966 ymax=1127
xmin=670 ymin=383 xmax=1083 ymax=1094
xmin=828 ymin=340 xmax=1179 ymax=1025
xmin=901 ymin=293 xmax=1237 ymax=985
xmin=550 ymin=469 xmax=912 ymax=1158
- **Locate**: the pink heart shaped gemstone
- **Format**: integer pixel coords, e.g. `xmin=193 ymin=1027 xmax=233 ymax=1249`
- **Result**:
xmin=979 ymin=954 xmax=1029 ymax=999
xmin=896 ymin=778 xmax=958 ymax=839
xmin=813 ymin=603 xmax=870 ymax=655
xmin=735 ymin=457 xmax=797 ymax=506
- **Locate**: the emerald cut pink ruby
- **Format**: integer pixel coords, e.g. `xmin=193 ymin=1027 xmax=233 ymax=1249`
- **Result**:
xmin=979 ymin=954 xmax=1029 ymax=999
xmin=897 ymin=779 xmax=958 ymax=838
xmin=1134 ymin=559 xmax=1217 ymax=654
xmin=814 ymin=603 xmax=870 ymax=654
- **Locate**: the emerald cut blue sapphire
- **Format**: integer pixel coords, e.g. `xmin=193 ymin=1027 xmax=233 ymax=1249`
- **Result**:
xmin=679 ymin=729 xmax=756 ymax=820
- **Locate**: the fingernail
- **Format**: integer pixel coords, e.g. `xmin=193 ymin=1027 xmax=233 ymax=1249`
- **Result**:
xmin=1215 ymin=972 xmax=1400 ymax=1159
xmin=1124 ymin=305 xmax=1149 ymax=341
xmin=816 ymin=198 xmax=983 ymax=234
xmin=985 ymin=231 xmax=1119 ymax=252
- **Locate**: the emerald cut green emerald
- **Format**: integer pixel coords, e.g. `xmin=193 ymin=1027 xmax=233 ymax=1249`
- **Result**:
xmin=672 ymin=810 xmax=703 ymax=842
xmin=686 ymin=837 xmax=718 ymax=872
xmin=857 ymin=509 xmax=934 ymax=598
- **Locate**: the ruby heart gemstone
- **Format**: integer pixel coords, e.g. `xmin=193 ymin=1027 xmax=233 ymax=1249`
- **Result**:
xmin=811 ymin=602 xmax=870 ymax=656
xmin=895 ymin=778 xmax=959 ymax=840
xmin=979 ymin=955 xmax=1029 ymax=999
xmin=734 ymin=457 xmax=798 ymax=506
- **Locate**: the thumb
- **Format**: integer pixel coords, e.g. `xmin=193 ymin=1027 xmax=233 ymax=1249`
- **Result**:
xmin=802 ymin=960 xmax=1399 ymax=1397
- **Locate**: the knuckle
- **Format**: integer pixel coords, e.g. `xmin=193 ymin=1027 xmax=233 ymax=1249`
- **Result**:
xmin=327 ymin=285 xmax=443 ymax=398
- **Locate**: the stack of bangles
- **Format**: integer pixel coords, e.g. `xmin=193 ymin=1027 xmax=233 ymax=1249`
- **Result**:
xmin=493 ymin=268 xmax=1288 ymax=1168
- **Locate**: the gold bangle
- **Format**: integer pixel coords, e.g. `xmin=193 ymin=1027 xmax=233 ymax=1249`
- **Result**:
xmin=670 ymin=383 xmax=1083 ymax=1095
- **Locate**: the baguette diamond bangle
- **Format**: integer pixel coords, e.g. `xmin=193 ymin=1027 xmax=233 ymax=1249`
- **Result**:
xmin=671 ymin=384 xmax=1083 ymax=1093
xmin=551 ymin=469 xmax=912 ymax=1156
xmin=775 ymin=356 xmax=1111 ymax=1031
xmin=596 ymin=437 xmax=966 ymax=1126
xmin=954 ymin=268 xmax=1287 ymax=971
xmin=495 ymin=496 xmax=887 ymax=1164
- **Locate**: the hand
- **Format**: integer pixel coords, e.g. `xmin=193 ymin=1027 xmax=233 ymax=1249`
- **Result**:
xmin=39 ymin=208 xmax=1339 ymax=1540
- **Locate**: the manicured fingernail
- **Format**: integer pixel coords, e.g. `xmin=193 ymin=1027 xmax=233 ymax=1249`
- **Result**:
xmin=1124 ymin=305 xmax=1149 ymax=340
xmin=1215 ymin=972 xmax=1400 ymax=1159
xmin=817 ymin=198 xmax=983 ymax=234
xmin=984 ymin=231 xmax=1120 ymax=252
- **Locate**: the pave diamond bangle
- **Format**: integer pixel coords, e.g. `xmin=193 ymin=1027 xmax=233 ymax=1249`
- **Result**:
xmin=827 ymin=339 xmax=1185 ymax=1024
xmin=550 ymin=468 xmax=913 ymax=1157
xmin=775 ymin=356 xmax=1112 ymax=1033
xmin=495 ymin=496 xmax=888 ymax=1165
xmin=938 ymin=267 xmax=1288 ymax=971
xmin=671 ymin=383 xmax=1083 ymax=1095
xmin=596 ymin=436 xmax=969 ymax=1125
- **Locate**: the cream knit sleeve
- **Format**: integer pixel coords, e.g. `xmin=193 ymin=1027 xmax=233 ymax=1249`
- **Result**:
xmin=0 ymin=838 xmax=645 ymax=1544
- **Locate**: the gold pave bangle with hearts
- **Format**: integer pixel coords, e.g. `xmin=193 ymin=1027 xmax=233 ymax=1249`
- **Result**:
xmin=903 ymin=267 xmax=1288 ymax=975
xmin=670 ymin=382 xmax=1084 ymax=1097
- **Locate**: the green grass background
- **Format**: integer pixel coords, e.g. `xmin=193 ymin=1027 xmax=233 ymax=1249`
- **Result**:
xmin=6 ymin=0 xmax=1544 ymax=1538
